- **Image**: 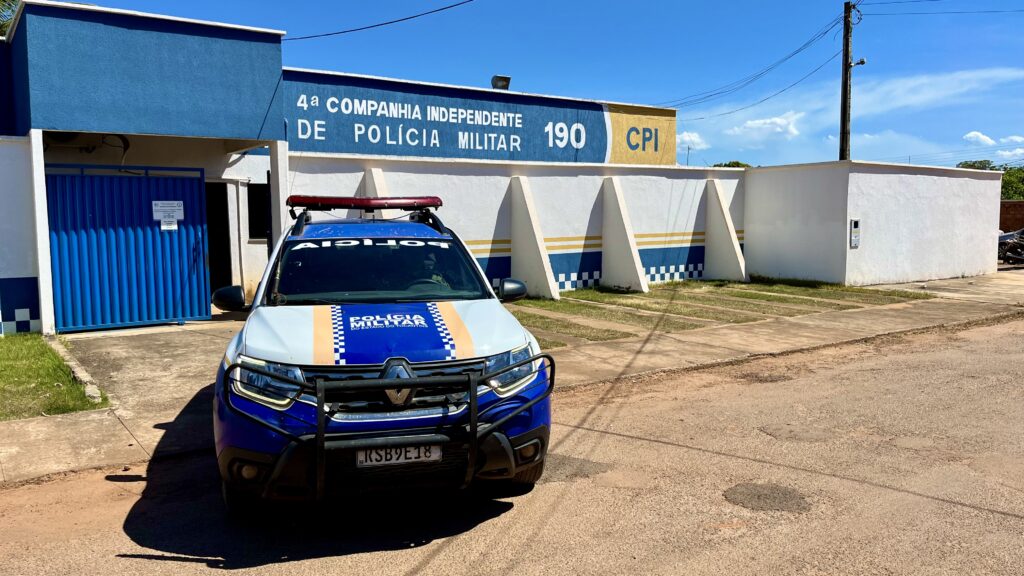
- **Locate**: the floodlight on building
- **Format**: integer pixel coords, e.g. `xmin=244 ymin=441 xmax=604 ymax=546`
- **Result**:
xmin=491 ymin=75 xmax=511 ymax=90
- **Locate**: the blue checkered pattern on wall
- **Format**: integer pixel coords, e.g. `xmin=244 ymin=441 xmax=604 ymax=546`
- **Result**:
xmin=639 ymin=246 xmax=705 ymax=284
xmin=0 ymin=277 xmax=41 ymax=335
xmin=549 ymin=251 xmax=602 ymax=291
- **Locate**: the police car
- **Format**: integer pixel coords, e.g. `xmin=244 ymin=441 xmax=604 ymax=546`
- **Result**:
xmin=212 ymin=195 xmax=554 ymax=509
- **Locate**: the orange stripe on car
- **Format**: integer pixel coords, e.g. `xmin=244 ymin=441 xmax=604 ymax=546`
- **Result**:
xmin=435 ymin=302 xmax=475 ymax=359
xmin=312 ymin=306 xmax=335 ymax=365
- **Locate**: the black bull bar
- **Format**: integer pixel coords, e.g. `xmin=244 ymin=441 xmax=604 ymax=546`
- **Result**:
xmin=223 ymin=354 xmax=555 ymax=499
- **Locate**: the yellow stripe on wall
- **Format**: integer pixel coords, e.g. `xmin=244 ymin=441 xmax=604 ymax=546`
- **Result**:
xmin=312 ymin=306 xmax=335 ymax=365
xmin=471 ymin=247 xmax=513 ymax=255
xmin=546 ymin=243 xmax=603 ymax=252
xmin=636 ymin=239 xmax=705 ymax=247
xmin=463 ymin=239 xmax=512 ymax=246
xmin=543 ymin=235 xmax=602 ymax=243
xmin=634 ymin=231 xmax=705 ymax=239
xmin=435 ymin=302 xmax=475 ymax=359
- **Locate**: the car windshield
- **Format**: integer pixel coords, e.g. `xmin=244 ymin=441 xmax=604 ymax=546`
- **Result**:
xmin=266 ymin=237 xmax=491 ymax=305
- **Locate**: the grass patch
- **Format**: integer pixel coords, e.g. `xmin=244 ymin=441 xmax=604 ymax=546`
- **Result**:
xmin=535 ymin=336 xmax=567 ymax=350
xmin=659 ymin=277 xmax=932 ymax=305
xmin=714 ymin=288 xmax=859 ymax=309
xmin=640 ymin=289 xmax=820 ymax=316
xmin=650 ymin=285 xmax=858 ymax=311
xmin=516 ymin=298 xmax=702 ymax=332
xmin=566 ymin=289 xmax=762 ymax=324
xmin=747 ymin=276 xmax=933 ymax=301
xmin=0 ymin=334 xmax=106 ymax=421
xmin=508 ymin=309 xmax=634 ymax=342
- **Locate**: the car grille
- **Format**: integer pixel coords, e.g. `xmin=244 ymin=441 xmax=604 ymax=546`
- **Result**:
xmin=302 ymin=359 xmax=487 ymax=416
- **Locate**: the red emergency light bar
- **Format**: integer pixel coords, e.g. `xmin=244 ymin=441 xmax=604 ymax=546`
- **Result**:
xmin=286 ymin=195 xmax=443 ymax=212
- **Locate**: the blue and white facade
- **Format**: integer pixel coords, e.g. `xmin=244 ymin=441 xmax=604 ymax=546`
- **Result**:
xmin=0 ymin=1 xmax=996 ymax=336
xmin=0 ymin=0 xmax=747 ymax=336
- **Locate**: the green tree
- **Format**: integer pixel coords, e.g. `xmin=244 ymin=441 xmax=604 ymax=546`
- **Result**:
xmin=0 ymin=0 xmax=17 ymax=37
xmin=1002 ymin=166 xmax=1024 ymax=200
xmin=956 ymin=159 xmax=995 ymax=171
xmin=957 ymin=160 xmax=1024 ymax=200
xmin=712 ymin=161 xmax=752 ymax=168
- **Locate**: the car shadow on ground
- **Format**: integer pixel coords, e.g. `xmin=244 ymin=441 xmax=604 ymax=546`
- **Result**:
xmin=112 ymin=386 xmax=516 ymax=570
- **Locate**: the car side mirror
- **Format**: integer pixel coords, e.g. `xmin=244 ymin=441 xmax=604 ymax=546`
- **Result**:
xmin=498 ymin=278 xmax=528 ymax=303
xmin=212 ymin=285 xmax=249 ymax=312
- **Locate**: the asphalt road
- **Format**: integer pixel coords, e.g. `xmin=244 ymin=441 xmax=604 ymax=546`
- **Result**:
xmin=2 ymin=319 xmax=1023 ymax=575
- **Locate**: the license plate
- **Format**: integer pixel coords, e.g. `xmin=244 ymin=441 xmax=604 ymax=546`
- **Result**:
xmin=356 ymin=445 xmax=442 ymax=467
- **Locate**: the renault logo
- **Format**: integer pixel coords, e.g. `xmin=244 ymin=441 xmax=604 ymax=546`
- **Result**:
xmin=382 ymin=360 xmax=414 ymax=407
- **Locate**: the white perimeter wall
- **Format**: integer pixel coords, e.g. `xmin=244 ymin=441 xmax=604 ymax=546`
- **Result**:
xmin=845 ymin=162 xmax=1001 ymax=285
xmin=744 ymin=162 xmax=850 ymax=283
xmin=620 ymin=174 xmax=744 ymax=238
xmin=287 ymin=156 xmax=513 ymax=242
xmin=286 ymin=155 xmax=745 ymax=289
xmin=286 ymin=157 xmax=744 ymax=243
xmin=0 ymin=136 xmax=38 ymax=280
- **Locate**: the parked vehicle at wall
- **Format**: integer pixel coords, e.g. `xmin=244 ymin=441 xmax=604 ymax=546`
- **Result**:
xmin=998 ymin=228 xmax=1024 ymax=264
xmin=212 ymin=196 xmax=554 ymax=511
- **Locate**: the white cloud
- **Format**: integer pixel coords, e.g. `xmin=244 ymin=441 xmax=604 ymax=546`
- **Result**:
xmin=676 ymin=66 xmax=1024 ymax=166
xmin=676 ymin=131 xmax=710 ymax=151
xmin=996 ymin=148 xmax=1024 ymax=159
xmin=1001 ymin=135 xmax=1024 ymax=144
xmin=852 ymin=68 xmax=1024 ymax=119
xmin=963 ymin=131 xmax=996 ymax=146
xmin=852 ymin=130 xmax=948 ymax=163
xmin=725 ymin=111 xmax=804 ymax=140
xmin=683 ymin=67 xmax=1024 ymax=139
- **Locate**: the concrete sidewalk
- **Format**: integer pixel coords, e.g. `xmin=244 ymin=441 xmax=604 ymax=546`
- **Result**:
xmin=1 ymin=291 xmax=1020 ymax=484
xmin=875 ymin=267 xmax=1024 ymax=306
xmin=0 ymin=320 xmax=243 ymax=484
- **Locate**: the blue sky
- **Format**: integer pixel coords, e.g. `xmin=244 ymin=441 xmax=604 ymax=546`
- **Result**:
xmin=92 ymin=0 xmax=1024 ymax=167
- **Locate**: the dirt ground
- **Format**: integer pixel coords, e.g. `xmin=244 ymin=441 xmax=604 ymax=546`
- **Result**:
xmin=1 ymin=319 xmax=1022 ymax=575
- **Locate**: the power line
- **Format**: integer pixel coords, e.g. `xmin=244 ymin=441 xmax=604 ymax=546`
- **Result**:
xmin=890 ymin=143 xmax=1024 ymax=159
xmin=858 ymin=0 xmax=945 ymax=5
xmin=871 ymin=143 xmax=1024 ymax=164
xmin=680 ymin=50 xmax=842 ymax=122
xmin=284 ymin=0 xmax=476 ymax=41
xmin=653 ymin=13 xmax=843 ymax=108
xmin=862 ymin=8 xmax=1024 ymax=15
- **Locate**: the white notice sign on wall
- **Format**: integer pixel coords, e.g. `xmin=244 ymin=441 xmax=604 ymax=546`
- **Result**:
xmin=152 ymin=200 xmax=184 ymax=221
xmin=160 ymin=218 xmax=178 ymax=231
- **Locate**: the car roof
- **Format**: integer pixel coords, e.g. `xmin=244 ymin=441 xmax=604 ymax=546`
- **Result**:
xmin=288 ymin=218 xmax=453 ymax=240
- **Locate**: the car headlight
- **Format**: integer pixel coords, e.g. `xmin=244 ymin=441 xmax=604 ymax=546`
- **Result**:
xmin=484 ymin=343 xmax=539 ymax=397
xmin=230 ymin=355 xmax=305 ymax=409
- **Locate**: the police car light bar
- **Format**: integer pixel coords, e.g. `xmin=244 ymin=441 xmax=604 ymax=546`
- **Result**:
xmin=286 ymin=195 xmax=443 ymax=212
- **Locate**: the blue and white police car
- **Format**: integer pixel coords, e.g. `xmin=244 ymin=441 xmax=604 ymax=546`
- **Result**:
xmin=212 ymin=195 xmax=553 ymax=509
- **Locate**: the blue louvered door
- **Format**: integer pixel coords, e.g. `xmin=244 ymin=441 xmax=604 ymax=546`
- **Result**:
xmin=46 ymin=167 xmax=211 ymax=332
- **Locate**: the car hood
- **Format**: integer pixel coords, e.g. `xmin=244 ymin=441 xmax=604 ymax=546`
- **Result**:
xmin=241 ymin=299 xmax=528 ymax=366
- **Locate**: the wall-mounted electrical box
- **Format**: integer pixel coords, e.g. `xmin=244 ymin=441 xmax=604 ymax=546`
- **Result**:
xmin=850 ymin=219 xmax=861 ymax=249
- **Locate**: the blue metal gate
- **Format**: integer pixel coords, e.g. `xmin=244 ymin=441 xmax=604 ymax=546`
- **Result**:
xmin=46 ymin=165 xmax=211 ymax=332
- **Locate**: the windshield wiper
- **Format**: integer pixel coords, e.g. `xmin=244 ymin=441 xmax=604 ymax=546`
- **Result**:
xmin=274 ymin=296 xmax=350 ymax=306
xmin=394 ymin=296 xmax=479 ymax=303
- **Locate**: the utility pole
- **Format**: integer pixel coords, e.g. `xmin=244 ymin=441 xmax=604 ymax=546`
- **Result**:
xmin=686 ymin=145 xmax=691 ymax=166
xmin=839 ymin=1 xmax=853 ymax=161
xmin=839 ymin=2 xmax=866 ymax=160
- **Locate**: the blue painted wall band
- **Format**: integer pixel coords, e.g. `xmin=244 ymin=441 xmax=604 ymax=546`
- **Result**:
xmin=12 ymin=3 xmax=284 ymax=140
